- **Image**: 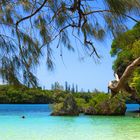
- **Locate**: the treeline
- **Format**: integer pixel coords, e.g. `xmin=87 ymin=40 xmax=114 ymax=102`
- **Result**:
xmin=0 ymin=85 xmax=100 ymax=104
xmin=0 ymin=85 xmax=53 ymax=104
xmin=0 ymin=84 xmax=136 ymax=104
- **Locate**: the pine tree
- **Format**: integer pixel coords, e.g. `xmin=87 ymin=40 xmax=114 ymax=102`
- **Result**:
xmin=68 ymin=85 xmax=71 ymax=93
xmin=76 ymin=84 xmax=78 ymax=93
xmin=65 ymin=81 xmax=68 ymax=92
xmin=71 ymin=84 xmax=75 ymax=93
xmin=88 ymin=89 xmax=90 ymax=93
xmin=51 ymin=84 xmax=54 ymax=90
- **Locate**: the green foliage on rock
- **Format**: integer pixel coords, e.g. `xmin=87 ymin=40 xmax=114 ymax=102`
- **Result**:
xmin=86 ymin=93 xmax=126 ymax=115
xmin=51 ymin=93 xmax=126 ymax=116
xmin=130 ymin=68 xmax=140 ymax=97
xmin=51 ymin=94 xmax=79 ymax=116
xmin=75 ymin=98 xmax=88 ymax=113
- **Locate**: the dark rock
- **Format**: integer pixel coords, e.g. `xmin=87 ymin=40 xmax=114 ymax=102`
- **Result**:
xmin=78 ymin=107 xmax=84 ymax=113
xmin=84 ymin=106 xmax=96 ymax=115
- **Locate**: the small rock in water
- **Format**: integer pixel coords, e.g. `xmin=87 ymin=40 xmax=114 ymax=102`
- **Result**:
xmin=21 ymin=116 xmax=25 ymax=119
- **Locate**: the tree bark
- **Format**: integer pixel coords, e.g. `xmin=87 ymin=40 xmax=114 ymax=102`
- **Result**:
xmin=108 ymin=57 xmax=140 ymax=95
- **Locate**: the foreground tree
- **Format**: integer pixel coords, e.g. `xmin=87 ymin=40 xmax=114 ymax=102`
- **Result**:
xmin=0 ymin=0 xmax=140 ymax=87
xmin=108 ymin=23 xmax=140 ymax=101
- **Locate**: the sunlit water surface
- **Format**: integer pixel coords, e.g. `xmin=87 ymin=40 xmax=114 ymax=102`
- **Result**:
xmin=0 ymin=104 xmax=140 ymax=140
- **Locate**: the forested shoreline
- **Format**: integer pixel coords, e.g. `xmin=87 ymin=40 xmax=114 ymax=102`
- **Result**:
xmin=0 ymin=84 xmax=136 ymax=104
xmin=0 ymin=84 xmax=102 ymax=104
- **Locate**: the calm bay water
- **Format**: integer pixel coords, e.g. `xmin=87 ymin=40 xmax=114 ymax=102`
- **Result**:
xmin=0 ymin=104 xmax=140 ymax=140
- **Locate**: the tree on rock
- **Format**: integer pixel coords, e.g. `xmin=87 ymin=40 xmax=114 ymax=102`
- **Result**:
xmin=108 ymin=23 xmax=140 ymax=102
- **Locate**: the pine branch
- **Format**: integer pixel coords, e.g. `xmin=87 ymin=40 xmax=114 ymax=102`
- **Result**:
xmin=84 ymin=10 xmax=139 ymax=23
xmin=16 ymin=0 xmax=48 ymax=27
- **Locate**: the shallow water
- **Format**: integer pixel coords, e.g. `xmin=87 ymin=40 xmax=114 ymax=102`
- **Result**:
xmin=0 ymin=104 xmax=140 ymax=140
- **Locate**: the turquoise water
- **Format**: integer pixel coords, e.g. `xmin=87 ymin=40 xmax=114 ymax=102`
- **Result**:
xmin=0 ymin=104 xmax=140 ymax=140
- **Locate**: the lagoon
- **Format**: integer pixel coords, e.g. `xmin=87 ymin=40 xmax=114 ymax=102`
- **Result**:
xmin=0 ymin=104 xmax=140 ymax=140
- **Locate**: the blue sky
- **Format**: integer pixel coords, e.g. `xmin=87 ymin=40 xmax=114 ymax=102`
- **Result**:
xmin=37 ymin=39 xmax=114 ymax=92
xmin=36 ymin=20 xmax=136 ymax=92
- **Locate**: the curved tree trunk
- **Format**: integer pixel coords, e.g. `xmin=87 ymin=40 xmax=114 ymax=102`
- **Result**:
xmin=108 ymin=57 xmax=140 ymax=95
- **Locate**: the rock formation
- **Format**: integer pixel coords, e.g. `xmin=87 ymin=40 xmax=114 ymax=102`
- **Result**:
xmin=51 ymin=94 xmax=79 ymax=116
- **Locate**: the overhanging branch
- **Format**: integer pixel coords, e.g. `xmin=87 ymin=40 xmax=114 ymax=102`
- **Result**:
xmin=109 ymin=57 xmax=140 ymax=94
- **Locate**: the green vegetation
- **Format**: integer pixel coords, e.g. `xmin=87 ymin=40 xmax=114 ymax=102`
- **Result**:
xmin=130 ymin=68 xmax=140 ymax=96
xmin=0 ymin=85 xmax=53 ymax=104
xmin=110 ymin=23 xmax=140 ymax=101
xmin=0 ymin=84 xmax=101 ymax=104
xmin=0 ymin=84 xmax=132 ymax=115
xmin=111 ymin=23 xmax=140 ymax=74
xmin=52 ymin=94 xmax=79 ymax=116
xmin=52 ymin=93 xmax=126 ymax=116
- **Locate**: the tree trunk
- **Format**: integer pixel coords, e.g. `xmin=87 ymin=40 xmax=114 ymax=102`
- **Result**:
xmin=108 ymin=57 xmax=140 ymax=95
